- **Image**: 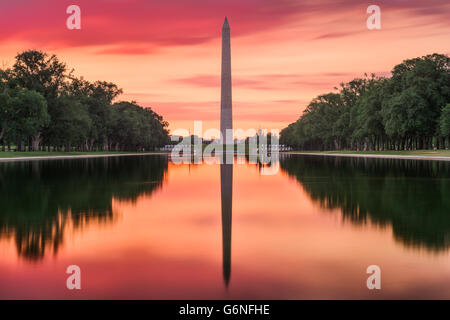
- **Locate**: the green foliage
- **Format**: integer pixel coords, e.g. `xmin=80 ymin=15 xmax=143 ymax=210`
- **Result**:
xmin=0 ymin=50 xmax=169 ymax=151
xmin=280 ymin=54 xmax=450 ymax=151
xmin=109 ymin=101 xmax=170 ymax=150
xmin=440 ymin=103 xmax=450 ymax=137
xmin=48 ymin=95 xmax=92 ymax=146
xmin=11 ymin=50 xmax=67 ymax=100
xmin=0 ymin=156 xmax=168 ymax=260
xmin=0 ymin=91 xmax=12 ymax=141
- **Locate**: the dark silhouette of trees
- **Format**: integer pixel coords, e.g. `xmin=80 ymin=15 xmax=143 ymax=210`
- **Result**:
xmin=441 ymin=103 xmax=450 ymax=138
xmin=0 ymin=50 xmax=170 ymax=152
xmin=280 ymin=54 xmax=450 ymax=151
xmin=280 ymin=155 xmax=450 ymax=251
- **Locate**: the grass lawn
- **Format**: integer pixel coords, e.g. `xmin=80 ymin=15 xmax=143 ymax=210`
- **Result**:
xmin=287 ymin=150 xmax=450 ymax=157
xmin=0 ymin=151 xmax=167 ymax=158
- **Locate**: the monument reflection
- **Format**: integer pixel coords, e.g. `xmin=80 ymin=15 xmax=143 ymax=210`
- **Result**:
xmin=220 ymin=162 xmax=233 ymax=287
xmin=218 ymin=155 xmax=277 ymax=288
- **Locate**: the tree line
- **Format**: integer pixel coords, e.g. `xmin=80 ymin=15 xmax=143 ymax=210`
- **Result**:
xmin=0 ymin=50 xmax=170 ymax=152
xmin=280 ymin=54 xmax=450 ymax=151
xmin=0 ymin=155 xmax=168 ymax=260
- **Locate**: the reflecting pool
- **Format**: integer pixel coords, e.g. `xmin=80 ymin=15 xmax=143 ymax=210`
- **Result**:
xmin=1 ymin=154 xmax=450 ymax=299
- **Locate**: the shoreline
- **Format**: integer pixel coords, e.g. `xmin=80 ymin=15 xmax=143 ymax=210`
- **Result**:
xmin=284 ymin=152 xmax=450 ymax=161
xmin=2 ymin=151 xmax=450 ymax=163
xmin=0 ymin=152 xmax=170 ymax=163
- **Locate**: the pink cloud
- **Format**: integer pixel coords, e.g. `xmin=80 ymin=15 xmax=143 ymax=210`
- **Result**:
xmin=142 ymin=100 xmax=305 ymax=123
xmin=0 ymin=0 xmax=447 ymax=54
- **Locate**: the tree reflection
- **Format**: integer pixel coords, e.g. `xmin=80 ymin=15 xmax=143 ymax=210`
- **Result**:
xmin=280 ymin=155 xmax=450 ymax=252
xmin=0 ymin=156 xmax=168 ymax=261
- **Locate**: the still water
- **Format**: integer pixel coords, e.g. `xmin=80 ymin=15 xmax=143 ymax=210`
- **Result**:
xmin=1 ymin=154 xmax=450 ymax=299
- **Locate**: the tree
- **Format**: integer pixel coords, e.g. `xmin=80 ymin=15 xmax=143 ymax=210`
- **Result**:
xmin=9 ymin=50 xmax=68 ymax=147
xmin=440 ymin=104 xmax=450 ymax=144
xmin=0 ymin=92 xmax=11 ymax=142
xmin=8 ymin=89 xmax=49 ymax=151
xmin=350 ymin=76 xmax=386 ymax=150
xmin=66 ymin=78 xmax=122 ymax=151
xmin=1 ymin=50 xmax=170 ymax=152
xmin=0 ymin=69 xmax=13 ymax=143
xmin=108 ymin=101 xmax=169 ymax=151
xmin=388 ymin=54 xmax=449 ymax=148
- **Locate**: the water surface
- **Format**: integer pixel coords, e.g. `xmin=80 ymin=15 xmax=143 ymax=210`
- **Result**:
xmin=1 ymin=154 xmax=450 ymax=299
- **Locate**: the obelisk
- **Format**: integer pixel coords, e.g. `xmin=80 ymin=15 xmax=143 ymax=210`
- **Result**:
xmin=220 ymin=17 xmax=233 ymax=145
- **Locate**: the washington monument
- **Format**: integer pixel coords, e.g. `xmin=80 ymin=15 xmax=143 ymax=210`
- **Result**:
xmin=220 ymin=17 xmax=233 ymax=144
xmin=220 ymin=17 xmax=233 ymax=288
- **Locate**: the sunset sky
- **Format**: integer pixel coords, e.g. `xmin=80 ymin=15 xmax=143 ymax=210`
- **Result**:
xmin=0 ymin=0 xmax=449 ymax=135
